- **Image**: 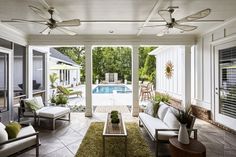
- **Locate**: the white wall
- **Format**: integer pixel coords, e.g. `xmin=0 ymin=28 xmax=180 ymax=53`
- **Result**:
xmin=194 ymin=18 xmax=236 ymax=111
xmin=154 ymin=46 xmax=185 ymax=100
xmin=194 ymin=18 xmax=236 ymax=130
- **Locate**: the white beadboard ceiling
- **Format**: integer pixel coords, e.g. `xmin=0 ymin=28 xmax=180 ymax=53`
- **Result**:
xmin=0 ymin=0 xmax=235 ymax=36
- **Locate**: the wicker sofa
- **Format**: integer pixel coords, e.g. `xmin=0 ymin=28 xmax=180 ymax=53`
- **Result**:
xmin=139 ymin=102 xmax=197 ymax=157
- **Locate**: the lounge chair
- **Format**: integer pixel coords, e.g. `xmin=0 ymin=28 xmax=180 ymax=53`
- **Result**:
xmin=18 ymin=96 xmax=70 ymax=130
xmin=57 ymin=86 xmax=82 ymax=97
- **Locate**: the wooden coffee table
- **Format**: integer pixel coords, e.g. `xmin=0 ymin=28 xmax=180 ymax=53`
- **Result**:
xmin=103 ymin=113 xmax=127 ymax=157
xmin=169 ymin=136 xmax=206 ymax=157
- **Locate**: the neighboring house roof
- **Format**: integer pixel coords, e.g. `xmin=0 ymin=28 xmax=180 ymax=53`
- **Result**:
xmin=50 ymin=48 xmax=79 ymax=66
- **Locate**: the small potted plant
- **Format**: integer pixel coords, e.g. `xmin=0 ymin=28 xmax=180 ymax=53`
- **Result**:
xmin=110 ymin=110 xmax=120 ymax=127
xmin=176 ymin=108 xmax=191 ymax=144
xmin=54 ymin=94 xmax=68 ymax=107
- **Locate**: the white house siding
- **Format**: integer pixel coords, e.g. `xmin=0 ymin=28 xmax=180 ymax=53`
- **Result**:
xmin=154 ymin=46 xmax=185 ymax=100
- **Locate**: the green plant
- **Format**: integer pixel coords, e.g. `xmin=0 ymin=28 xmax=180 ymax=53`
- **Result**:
xmin=50 ymin=95 xmax=57 ymax=104
xmin=49 ymin=73 xmax=59 ymax=88
xmin=51 ymin=94 xmax=68 ymax=105
xmin=111 ymin=117 xmax=120 ymax=124
xmin=153 ymin=93 xmax=170 ymax=103
xmin=176 ymin=108 xmax=191 ymax=124
xmin=110 ymin=110 xmax=120 ymax=124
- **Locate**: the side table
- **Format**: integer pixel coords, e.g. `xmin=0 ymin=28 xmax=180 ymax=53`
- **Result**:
xmin=169 ymin=136 xmax=206 ymax=157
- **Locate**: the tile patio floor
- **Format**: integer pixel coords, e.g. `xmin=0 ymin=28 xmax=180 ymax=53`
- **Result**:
xmin=19 ymin=113 xmax=236 ymax=157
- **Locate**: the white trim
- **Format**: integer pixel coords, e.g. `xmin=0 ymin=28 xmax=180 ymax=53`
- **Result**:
xmin=28 ymin=34 xmax=196 ymax=46
xmin=0 ymin=23 xmax=27 ymax=46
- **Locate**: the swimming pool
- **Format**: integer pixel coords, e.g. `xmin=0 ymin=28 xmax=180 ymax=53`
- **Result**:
xmin=93 ymin=85 xmax=132 ymax=94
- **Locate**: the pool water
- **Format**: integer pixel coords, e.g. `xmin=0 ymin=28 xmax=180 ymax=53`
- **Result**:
xmin=93 ymin=85 xmax=132 ymax=94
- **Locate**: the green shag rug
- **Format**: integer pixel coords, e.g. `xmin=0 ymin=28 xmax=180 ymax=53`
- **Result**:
xmin=75 ymin=122 xmax=154 ymax=157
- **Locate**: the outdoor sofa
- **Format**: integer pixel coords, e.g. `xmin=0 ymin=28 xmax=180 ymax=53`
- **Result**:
xmin=0 ymin=122 xmax=40 ymax=157
xmin=139 ymin=102 xmax=197 ymax=157
xmin=19 ymin=96 xmax=70 ymax=130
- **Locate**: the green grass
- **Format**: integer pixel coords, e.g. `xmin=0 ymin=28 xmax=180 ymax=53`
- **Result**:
xmin=75 ymin=122 xmax=154 ymax=157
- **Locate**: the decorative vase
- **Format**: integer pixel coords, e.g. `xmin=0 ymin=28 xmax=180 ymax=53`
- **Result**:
xmin=178 ymin=123 xmax=189 ymax=144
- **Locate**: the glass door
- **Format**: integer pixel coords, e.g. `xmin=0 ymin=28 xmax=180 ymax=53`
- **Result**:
xmin=0 ymin=51 xmax=9 ymax=112
xmin=215 ymin=43 xmax=236 ymax=130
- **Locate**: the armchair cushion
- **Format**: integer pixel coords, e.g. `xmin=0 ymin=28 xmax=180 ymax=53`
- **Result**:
xmin=157 ymin=102 xmax=169 ymax=120
xmin=38 ymin=106 xmax=70 ymax=118
xmin=24 ymin=99 xmax=41 ymax=111
xmin=0 ymin=127 xmax=8 ymax=149
xmin=163 ymin=108 xmax=180 ymax=130
xmin=34 ymin=96 xmax=45 ymax=108
xmin=0 ymin=125 xmax=37 ymax=157
xmin=5 ymin=122 xmax=22 ymax=139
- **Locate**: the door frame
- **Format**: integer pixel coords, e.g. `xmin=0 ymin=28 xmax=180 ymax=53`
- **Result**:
xmin=0 ymin=46 xmax=13 ymax=119
xmin=214 ymin=40 xmax=236 ymax=130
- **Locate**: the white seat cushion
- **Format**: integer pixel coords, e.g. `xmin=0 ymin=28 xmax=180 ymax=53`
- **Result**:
xmin=163 ymin=108 xmax=180 ymax=129
xmin=0 ymin=125 xmax=37 ymax=157
xmin=157 ymin=102 xmax=169 ymax=120
xmin=139 ymin=112 xmax=177 ymax=141
xmin=38 ymin=107 xmax=70 ymax=118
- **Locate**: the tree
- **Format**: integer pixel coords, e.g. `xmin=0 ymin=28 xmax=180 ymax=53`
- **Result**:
xmin=139 ymin=47 xmax=157 ymax=83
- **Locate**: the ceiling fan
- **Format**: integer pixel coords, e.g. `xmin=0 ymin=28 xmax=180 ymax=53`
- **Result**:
xmin=143 ymin=7 xmax=211 ymax=36
xmin=1 ymin=0 xmax=80 ymax=35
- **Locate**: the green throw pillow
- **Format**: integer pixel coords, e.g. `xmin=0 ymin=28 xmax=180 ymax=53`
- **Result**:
xmin=5 ymin=122 xmax=21 ymax=139
xmin=152 ymin=101 xmax=160 ymax=117
xmin=25 ymin=99 xmax=41 ymax=111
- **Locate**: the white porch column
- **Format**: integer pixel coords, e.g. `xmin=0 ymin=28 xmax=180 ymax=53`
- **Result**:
xmin=132 ymin=45 xmax=139 ymax=117
xmin=26 ymin=46 xmax=33 ymax=98
xmin=85 ymin=44 xmax=93 ymax=117
xmin=182 ymin=45 xmax=192 ymax=109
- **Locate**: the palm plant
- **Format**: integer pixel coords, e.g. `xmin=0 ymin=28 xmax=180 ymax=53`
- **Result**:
xmin=49 ymin=73 xmax=59 ymax=88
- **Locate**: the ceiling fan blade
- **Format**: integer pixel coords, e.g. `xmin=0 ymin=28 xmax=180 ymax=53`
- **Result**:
xmin=57 ymin=19 xmax=81 ymax=27
xmin=174 ymin=23 xmax=197 ymax=31
xmin=1 ymin=19 xmax=46 ymax=24
xmin=177 ymin=8 xmax=211 ymax=23
xmin=158 ymin=10 xmax=172 ymax=23
xmin=40 ymin=27 xmax=51 ymax=35
xmin=29 ymin=5 xmax=49 ymax=20
xmin=56 ymin=27 xmax=77 ymax=35
xmin=38 ymin=0 xmax=50 ymax=10
xmin=156 ymin=27 xmax=168 ymax=36
xmin=143 ymin=24 xmax=166 ymax=28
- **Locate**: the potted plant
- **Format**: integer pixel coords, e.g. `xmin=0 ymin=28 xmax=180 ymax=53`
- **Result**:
xmin=176 ymin=108 xmax=191 ymax=144
xmin=110 ymin=110 xmax=120 ymax=127
xmin=51 ymin=94 xmax=68 ymax=107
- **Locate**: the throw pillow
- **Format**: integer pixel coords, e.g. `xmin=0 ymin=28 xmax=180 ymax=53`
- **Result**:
xmin=152 ymin=101 xmax=160 ymax=117
xmin=163 ymin=108 xmax=180 ymax=130
xmin=157 ymin=102 xmax=169 ymax=120
xmin=0 ymin=127 xmax=8 ymax=149
xmin=144 ymin=101 xmax=153 ymax=116
xmin=5 ymin=122 xmax=22 ymax=139
xmin=24 ymin=99 xmax=41 ymax=111
xmin=34 ymin=96 xmax=44 ymax=108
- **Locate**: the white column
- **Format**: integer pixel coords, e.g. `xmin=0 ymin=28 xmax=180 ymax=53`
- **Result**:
xmin=132 ymin=45 xmax=139 ymax=117
xmin=26 ymin=46 xmax=33 ymax=98
xmin=85 ymin=45 xmax=93 ymax=117
xmin=182 ymin=45 xmax=192 ymax=109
